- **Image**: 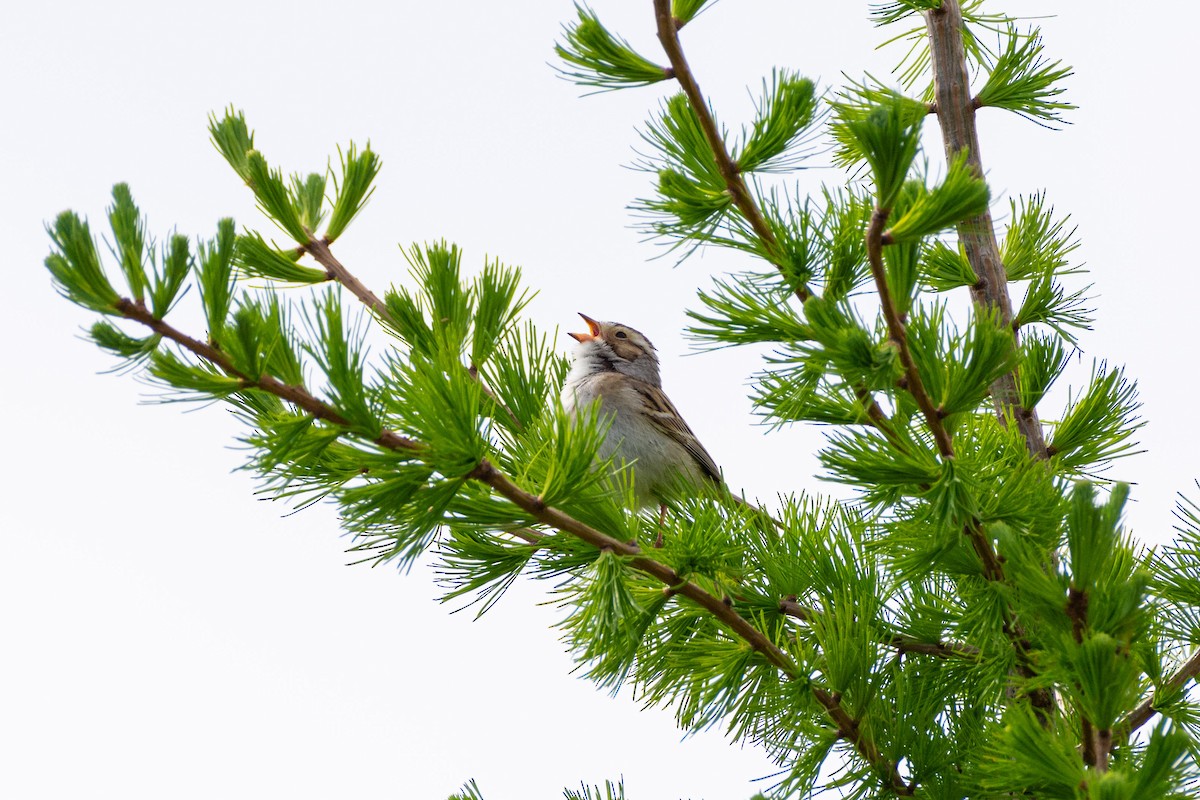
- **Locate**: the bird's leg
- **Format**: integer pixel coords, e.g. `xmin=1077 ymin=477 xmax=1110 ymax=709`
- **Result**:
xmin=654 ymin=503 xmax=667 ymax=548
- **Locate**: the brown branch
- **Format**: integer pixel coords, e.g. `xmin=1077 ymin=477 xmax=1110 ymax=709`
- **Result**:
xmin=651 ymin=0 xmax=810 ymax=303
xmin=478 ymin=459 xmax=909 ymax=791
xmin=114 ymin=300 xmax=766 ymax=652
xmin=780 ymin=598 xmax=980 ymax=660
xmin=119 ymin=294 xmax=907 ymax=790
xmin=306 ymin=237 xmax=391 ymax=321
xmin=865 ymin=209 xmax=955 ymax=460
xmin=120 ymin=256 xmax=907 ymax=789
xmin=869 ymin=215 xmax=1011 ymax=588
xmin=653 ymin=0 xmax=905 ymax=471
xmin=811 ymin=686 xmax=914 ymax=795
xmin=1081 ymin=717 xmax=1097 ymax=768
xmin=475 ymin=460 xmax=796 ymax=673
xmin=1095 ymin=727 xmax=1112 ymax=772
xmin=856 ymin=385 xmax=892 ymax=430
xmin=1122 ymin=646 xmax=1200 ymax=736
xmin=1067 ymin=586 xmax=1101 ymax=768
xmin=304 ymin=236 xmax=524 ymax=431
xmin=864 ymin=220 xmax=1056 ymax=716
xmin=114 ymin=297 xmax=421 ymax=453
xmin=923 ymin=1 xmax=1048 ymax=460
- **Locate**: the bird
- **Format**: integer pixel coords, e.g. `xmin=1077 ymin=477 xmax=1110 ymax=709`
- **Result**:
xmin=561 ymin=313 xmax=721 ymax=511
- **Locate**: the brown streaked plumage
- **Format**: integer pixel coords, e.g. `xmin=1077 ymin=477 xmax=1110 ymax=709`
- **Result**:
xmin=562 ymin=313 xmax=721 ymax=506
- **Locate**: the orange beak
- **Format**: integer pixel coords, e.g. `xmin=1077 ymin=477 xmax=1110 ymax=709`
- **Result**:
xmin=568 ymin=313 xmax=602 ymax=343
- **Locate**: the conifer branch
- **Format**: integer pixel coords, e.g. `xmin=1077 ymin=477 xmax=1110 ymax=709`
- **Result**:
xmin=651 ymin=0 xmax=900 ymax=461
xmin=98 ymin=303 xmax=909 ymax=790
xmin=856 ymin=385 xmax=892 ymax=431
xmin=305 ymin=236 xmax=391 ymax=322
xmin=1121 ymin=646 xmax=1200 ymax=736
xmin=923 ymin=1 xmax=1048 ymax=460
xmin=473 ymin=461 xmax=795 ymax=669
xmin=108 ymin=299 xmax=800 ymax=675
xmin=303 ymin=236 xmax=524 ymax=431
xmin=780 ymin=598 xmax=980 ymax=660
xmin=473 ymin=464 xmax=911 ymax=791
xmin=112 ymin=296 xmax=421 ymax=453
xmin=866 ymin=209 xmax=955 ymax=460
xmin=872 ymin=204 xmax=1011 ymax=593
xmin=810 ymin=687 xmax=915 ymax=796
xmin=107 ymin=302 xmax=775 ymax=664
xmin=1067 ymin=587 xmax=1105 ymax=769
xmin=867 ymin=216 xmax=1055 ymax=718
xmin=113 ymin=296 xmax=805 ymax=699
xmin=651 ymin=0 xmax=809 ymax=303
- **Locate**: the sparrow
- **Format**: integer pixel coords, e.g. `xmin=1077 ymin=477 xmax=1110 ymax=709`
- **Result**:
xmin=561 ymin=313 xmax=721 ymax=508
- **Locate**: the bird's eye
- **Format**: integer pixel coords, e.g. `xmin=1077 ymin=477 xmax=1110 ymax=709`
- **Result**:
xmin=615 ymin=331 xmax=628 ymax=339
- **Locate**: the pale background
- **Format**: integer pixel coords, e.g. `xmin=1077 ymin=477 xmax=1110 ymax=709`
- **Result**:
xmin=1 ymin=2 xmax=1194 ymax=798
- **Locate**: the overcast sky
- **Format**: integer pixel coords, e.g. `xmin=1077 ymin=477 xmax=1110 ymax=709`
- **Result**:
xmin=3 ymin=2 xmax=1196 ymax=798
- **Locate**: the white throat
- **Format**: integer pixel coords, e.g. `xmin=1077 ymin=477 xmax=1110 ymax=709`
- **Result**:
xmin=565 ymin=338 xmax=662 ymax=389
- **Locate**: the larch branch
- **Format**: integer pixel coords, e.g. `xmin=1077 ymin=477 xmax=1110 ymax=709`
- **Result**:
xmin=651 ymin=0 xmax=809 ymax=303
xmin=865 ymin=209 xmax=955 ymax=460
xmin=304 ymin=236 xmax=524 ymax=431
xmin=116 ymin=294 xmax=793 ymax=671
xmin=114 ymin=301 xmax=789 ymax=674
xmin=115 ymin=290 xmax=910 ymax=792
xmin=306 ymin=237 xmax=391 ymax=322
xmin=923 ymin=0 xmax=1048 ymax=460
xmin=866 ymin=215 xmax=1052 ymax=715
xmin=114 ymin=297 xmax=420 ymax=453
xmin=779 ymin=598 xmax=980 ymax=660
xmin=1121 ymin=646 xmax=1200 ymax=736
xmin=812 ymin=685 xmax=914 ymax=795
xmin=652 ymin=0 xmax=901 ymax=444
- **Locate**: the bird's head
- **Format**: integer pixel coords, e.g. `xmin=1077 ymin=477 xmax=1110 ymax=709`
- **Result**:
xmin=568 ymin=313 xmax=661 ymax=386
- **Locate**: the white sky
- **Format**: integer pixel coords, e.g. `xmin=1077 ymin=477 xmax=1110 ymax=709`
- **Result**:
xmin=2 ymin=2 xmax=1196 ymax=798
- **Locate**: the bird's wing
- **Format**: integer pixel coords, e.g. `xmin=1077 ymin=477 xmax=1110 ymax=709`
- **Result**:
xmin=632 ymin=381 xmax=723 ymax=484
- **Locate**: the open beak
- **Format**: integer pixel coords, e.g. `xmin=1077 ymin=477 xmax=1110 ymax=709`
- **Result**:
xmin=568 ymin=313 xmax=602 ymax=343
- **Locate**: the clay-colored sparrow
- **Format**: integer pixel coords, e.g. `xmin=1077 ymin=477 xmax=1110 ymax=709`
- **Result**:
xmin=561 ymin=313 xmax=721 ymax=507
